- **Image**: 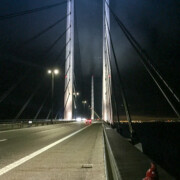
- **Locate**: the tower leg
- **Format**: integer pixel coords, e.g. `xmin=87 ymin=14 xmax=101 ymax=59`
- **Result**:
xmin=64 ymin=0 xmax=74 ymax=120
xmin=102 ymin=0 xmax=113 ymax=123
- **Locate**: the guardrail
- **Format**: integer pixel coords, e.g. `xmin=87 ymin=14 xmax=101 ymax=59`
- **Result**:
xmin=0 ymin=119 xmax=76 ymax=131
xmin=103 ymin=124 xmax=122 ymax=180
xmin=103 ymin=122 xmax=175 ymax=180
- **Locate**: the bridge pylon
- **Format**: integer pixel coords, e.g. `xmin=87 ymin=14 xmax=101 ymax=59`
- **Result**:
xmin=102 ymin=0 xmax=113 ymax=124
xmin=64 ymin=0 xmax=74 ymax=120
xmin=91 ymin=75 xmax=94 ymax=120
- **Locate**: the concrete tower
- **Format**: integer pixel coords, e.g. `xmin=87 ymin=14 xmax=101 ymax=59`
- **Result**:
xmin=64 ymin=0 xmax=74 ymax=120
xmin=102 ymin=0 xmax=113 ymax=123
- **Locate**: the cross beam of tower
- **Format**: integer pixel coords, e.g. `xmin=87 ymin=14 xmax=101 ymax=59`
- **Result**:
xmin=64 ymin=0 xmax=74 ymax=120
xmin=102 ymin=0 xmax=113 ymax=123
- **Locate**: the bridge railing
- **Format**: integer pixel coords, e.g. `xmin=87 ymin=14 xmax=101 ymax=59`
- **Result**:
xmin=0 ymin=119 xmax=75 ymax=131
xmin=103 ymin=122 xmax=174 ymax=180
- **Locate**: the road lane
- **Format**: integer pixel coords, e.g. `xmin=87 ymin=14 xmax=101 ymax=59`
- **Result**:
xmin=0 ymin=122 xmax=86 ymax=169
xmin=0 ymin=123 xmax=106 ymax=180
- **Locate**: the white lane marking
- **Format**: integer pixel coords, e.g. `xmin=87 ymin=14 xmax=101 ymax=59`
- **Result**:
xmin=0 ymin=139 xmax=7 ymax=142
xmin=0 ymin=125 xmax=90 ymax=176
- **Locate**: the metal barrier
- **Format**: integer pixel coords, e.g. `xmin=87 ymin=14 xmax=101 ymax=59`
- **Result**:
xmin=103 ymin=124 xmax=122 ymax=180
xmin=0 ymin=119 xmax=76 ymax=131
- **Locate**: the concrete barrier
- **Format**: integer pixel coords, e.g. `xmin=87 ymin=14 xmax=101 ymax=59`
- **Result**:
xmin=103 ymin=123 xmax=174 ymax=180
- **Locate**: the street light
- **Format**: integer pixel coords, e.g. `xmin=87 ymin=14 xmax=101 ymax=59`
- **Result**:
xmin=82 ymin=100 xmax=87 ymax=118
xmin=82 ymin=100 xmax=87 ymax=104
xmin=73 ymin=92 xmax=80 ymax=96
xmin=73 ymin=92 xmax=80 ymax=119
xmin=47 ymin=68 xmax=59 ymax=124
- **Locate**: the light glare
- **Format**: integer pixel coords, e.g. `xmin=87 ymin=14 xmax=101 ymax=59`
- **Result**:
xmin=76 ymin=117 xmax=82 ymax=122
xmin=54 ymin=69 xmax=59 ymax=74
xmin=48 ymin=70 xmax=52 ymax=74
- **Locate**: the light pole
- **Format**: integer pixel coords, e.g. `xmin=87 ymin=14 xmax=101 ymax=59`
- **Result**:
xmin=82 ymin=100 xmax=87 ymax=118
xmin=82 ymin=100 xmax=87 ymax=107
xmin=47 ymin=69 xmax=59 ymax=124
xmin=73 ymin=92 xmax=80 ymax=119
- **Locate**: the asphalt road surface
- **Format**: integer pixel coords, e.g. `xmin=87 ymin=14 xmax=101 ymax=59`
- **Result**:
xmin=0 ymin=122 xmax=106 ymax=180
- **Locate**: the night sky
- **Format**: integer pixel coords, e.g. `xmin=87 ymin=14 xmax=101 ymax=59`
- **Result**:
xmin=0 ymin=0 xmax=179 ymax=120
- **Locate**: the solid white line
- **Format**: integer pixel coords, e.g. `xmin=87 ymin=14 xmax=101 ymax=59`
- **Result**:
xmin=0 ymin=125 xmax=90 ymax=176
xmin=0 ymin=139 xmax=7 ymax=142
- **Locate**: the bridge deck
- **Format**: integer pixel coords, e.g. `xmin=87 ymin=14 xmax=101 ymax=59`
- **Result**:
xmin=104 ymin=124 xmax=175 ymax=180
xmin=0 ymin=123 xmax=106 ymax=180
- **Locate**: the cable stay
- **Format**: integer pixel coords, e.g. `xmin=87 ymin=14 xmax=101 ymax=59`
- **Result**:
xmin=111 ymin=74 xmax=121 ymax=126
xmin=73 ymin=72 xmax=78 ymax=92
xmin=107 ymin=3 xmax=180 ymax=104
xmin=73 ymin=78 xmax=78 ymax=102
xmin=65 ymin=65 xmax=71 ymax=78
xmin=64 ymin=93 xmax=70 ymax=111
xmin=106 ymin=37 xmax=121 ymax=125
xmin=0 ymin=14 xmax=69 ymax=73
xmin=19 ymin=14 xmax=70 ymax=48
xmin=54 ymin=38 xmax=71 ymax=65
xmin=105 ymin=1 xmax=180 ymax=119
xmin=55 ymin=112 xmax=59 ymax=120
xmin=143 ymin=51 xmax=180 ymax=103
xmin=29 ymin=27 xmax=71 ymax=67
xmin=60 ymin=51 xmax=70 ymax=68
xmin=73 ymin=72 xmax=80 ymax=116
xmin=4 ymin=33 xmax=70 ymax=75
xmin=46 ymin=109 xmax=51 ymax=119
xmin=0 ymin=70 xmax=30 ymax=104
xmin=42 ymin=26 xmax=71 ymax=58
xmin=13 ymin=84 xmax=42 ymax=121
xmin=104 ymin=24 xmax=122 ymax=127
xmin=34 ymin=90 xmax=50 ymax=120
xmin=0 ymin=1 xmax=67 ymax=21
xmin=64 ymin=79 xmax=70 ymax=94
xmin=104 ymin=14 xmax=134 ymax=136
xmin=74 ymin=1 xmax=85 ymax=100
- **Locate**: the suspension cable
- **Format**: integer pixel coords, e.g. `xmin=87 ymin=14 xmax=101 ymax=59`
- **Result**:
xmin=34 ymin=90 xmax=50 ymax=120
xmin=0 ymin=70 xmax=30 ymax=104
xmin=55 ymin=112 xmax=59 ymax=120
xmin=0 ymin=1 xmax=67 ymax=21
xmin=105 ymin=32 xmax=120 ymax=125
xmin=74 ymin=0 xmax=85 ymax=101
xmin=14 ymin=84 xmax=41 ymax=121
xmin=105 ymin=1 xmax=180 ymax=119
xmin=107 ymin=3 xmax=180 ymax=103
xmin=20 ymin=14 xmax=70 ymax=47
xmin=104 ymin=14 xmax=133 ymax=135
xmin=46 ymin=109 xmax=51 ymax=119
xmin=64 ymin=93 xmax=70 ymax=111
xmin=55 ymin=38 xmax=71 ymax=64
xmin=104 ymin=27 xmax=122 ymax=125
xmin=58 ymin=51 xmax=71 ymax=69
xmin=43 ymin=26 xmax=71 ymax=56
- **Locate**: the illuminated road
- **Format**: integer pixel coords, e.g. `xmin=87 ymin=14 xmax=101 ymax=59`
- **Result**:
xmin=0 ymin=122 xmax=106 ymax=180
